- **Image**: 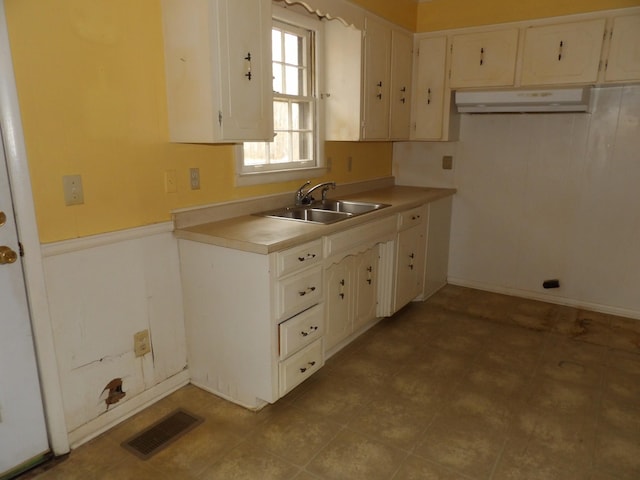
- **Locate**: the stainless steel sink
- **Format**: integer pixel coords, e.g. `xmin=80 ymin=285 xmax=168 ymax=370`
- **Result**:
xmin=256 ymin=200 xmax=390 ymax=225
xmin=311 ymin=199 xmax=390 ymax=215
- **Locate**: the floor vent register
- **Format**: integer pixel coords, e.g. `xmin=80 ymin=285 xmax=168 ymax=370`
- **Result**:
xmin=121 ymin=408 xmax=204 ymax=460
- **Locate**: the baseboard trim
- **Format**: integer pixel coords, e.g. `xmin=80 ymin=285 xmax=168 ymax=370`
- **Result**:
xmin=447 ymin=277 xmax=640 ymax=321
xmin=41 ymin=222 xmax=174 ymax=257
xmin=67 ymin=370 xmax=190 ymax=449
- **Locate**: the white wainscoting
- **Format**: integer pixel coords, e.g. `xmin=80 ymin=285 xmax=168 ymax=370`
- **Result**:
xmin=41 ymin=222 xmax=189 ymax=446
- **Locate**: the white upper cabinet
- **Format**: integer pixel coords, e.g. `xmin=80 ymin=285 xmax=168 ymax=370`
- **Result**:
xmin=449 ymin=28 xmax=519 ymax=88
xmin=520 ymin=19 xmax=606 ymax=86
xmin=604 ymin=14 xmax=640 ymax=83
xmin=324 ymin=14 xmax=412 ymax=141
xmin=362 ymin=16 xmax=392 ymax=140
xmin=161 ymin=0 xmax=273 ymax=143
xmin=389 ymin=30 xmax=413 ymax=140
xmin=412 ymin=36 xmax=449 ymax=141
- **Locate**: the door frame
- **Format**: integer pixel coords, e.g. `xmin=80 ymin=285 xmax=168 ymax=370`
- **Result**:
xmin=0 ymin=2 xmax=69 ymax=455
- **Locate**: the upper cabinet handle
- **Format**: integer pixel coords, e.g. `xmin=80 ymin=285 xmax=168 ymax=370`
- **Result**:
xmin=558 ymin=41 xmax=564 ymax=61
xmin=480 ymin=47 xmax=485 ymax=66
xmin=244 ymin=52 xmax=252 ymax=81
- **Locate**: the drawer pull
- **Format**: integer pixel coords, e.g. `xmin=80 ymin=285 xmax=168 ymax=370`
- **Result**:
xmin=300 ymin=331 xmax=309 ymax=337
xmin=298 ymin=286 xmax=317 ymax=296
xmin=411 ymin=215 xmax=420 ymax=220
xmin=297 ymin=253 xmax=317 ymax=262
xmin=300 ymin=325 xmax=319 ymax=338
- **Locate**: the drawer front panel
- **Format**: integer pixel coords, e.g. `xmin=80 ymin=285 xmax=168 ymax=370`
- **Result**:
xmin=397 ymin=205 xmax=426 ymax=231
xmin=279 ymin=338 xmax=323 ymax=396
xmin=324 ymin=216 xmax=396 ymax=258
xmin=279 ymin=303 xmax=324 ymax=360
xmin=275 ymin=265 xmax=323 ymax=320
xmin=276 ymin=239 xmax=323 ymax=277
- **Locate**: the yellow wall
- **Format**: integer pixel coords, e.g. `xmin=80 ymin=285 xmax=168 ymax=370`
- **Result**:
xmin=350 ymin=0 xmax=417 ymax=30
xmin=4 ymin=0 xmax=391 ymax=243
xmin=417 ymin=0 xmax=640 ymax=32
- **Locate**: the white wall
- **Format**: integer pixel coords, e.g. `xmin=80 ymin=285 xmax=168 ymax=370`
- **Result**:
xmin=394 ymin=85 xmax=640 ymax=319
xmin=42 ymin=225 xmax=189 ymax=444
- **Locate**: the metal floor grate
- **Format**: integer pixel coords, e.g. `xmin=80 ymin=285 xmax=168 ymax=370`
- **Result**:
xmin=121 ymin=408 xmax=204 ymax=460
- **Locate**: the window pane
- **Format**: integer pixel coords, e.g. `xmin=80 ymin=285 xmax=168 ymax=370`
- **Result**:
xmin=292 ymin=132 xmax=313 ymax=162
xmin=285 ymin=66 xmax=301 ymax=95
xmin=291 ymin=102 xmax=312 ymax=130
xmin=243 ymin=142 xmax=268 ymax=166
xmin=270 ymin=132 xmax=290 ymax=164
xmin=284 ymin=32 xmax=300 ymax=65
xmin=273 ymin=101 xmax=289 ymax=130
xmin=272 ymin=63 xmax=283 ymax=94
xmin=272 ymin=30 xmax=282 ymax=62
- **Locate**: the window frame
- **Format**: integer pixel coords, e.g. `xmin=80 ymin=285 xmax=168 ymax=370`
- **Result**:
xmin=235 ymin=6 xmax=325 ymax=187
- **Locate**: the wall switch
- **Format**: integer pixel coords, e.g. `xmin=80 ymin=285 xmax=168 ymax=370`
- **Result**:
xmin=347 ymin=156 xmax=353 ymax=172
xmin=134 ymin=330 xmax=151 ymax=357
xmin=442 ymin=155 xmax=453 ymax=170
xmin=164 ymin=170 xmax=177 ymax=193
xmin=189 ymin=168 xmax=200 ymax=190
xmin=62 ymin=174 xmax=84 ymax=206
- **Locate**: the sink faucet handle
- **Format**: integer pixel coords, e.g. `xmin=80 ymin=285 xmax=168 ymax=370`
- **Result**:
xmin=295 ymin=180 xmax=311 ymax=205
xmin=321 ymin=182 xmax=336 ymax=201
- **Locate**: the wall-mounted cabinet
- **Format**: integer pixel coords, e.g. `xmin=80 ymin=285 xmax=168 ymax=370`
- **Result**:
xmin=449 ymin=28 xmax=519 ymax=88
xmin=520 ymin=19 xmax=606 ymax=86
xmin=161 ymin=0 xmax=273 ymax=143
xmin=411 ymin=36 xmax=459 ymax=142
xmin=603 ymin=13 xmax=640 ymax=83
xmin=389 ymin=30 xmax=414 ymax=140
xmin=324 ymin=15 xmax=412 ymax=141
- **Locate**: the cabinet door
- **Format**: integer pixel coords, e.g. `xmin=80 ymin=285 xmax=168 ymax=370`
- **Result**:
xmin=362 ymin=17 xmax=391 ymax=140
xmin=389 ymin=30 xmax=413 ymax=140
xmin=450 ymin=29 xmax=519 ymax=88
xmin=412 ymin=37 xmax=447 ymax=140
xmin=325 ymin=257 xmax=353 ymax=351
xmin=395 ymin=225 xmax=426 ymax=312
xmin=353 ymin=247 xmax=379 ymax=331
xmin=162 ymin=0 xmax=273 ymax=143
xmin=604 ymin=14 xmax=640 ymax=83
xmin=216 ymin=0 xmax=273 ymax=140
xmin=520 ymin=19 xmax=605 ymax=86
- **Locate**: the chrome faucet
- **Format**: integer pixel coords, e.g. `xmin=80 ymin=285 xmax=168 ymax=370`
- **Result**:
xmin=295 ymin=181 xmax=336 ymax=205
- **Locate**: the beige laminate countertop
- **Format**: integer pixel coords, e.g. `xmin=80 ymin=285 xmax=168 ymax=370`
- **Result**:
xmin=174 ymin=186 xmax=456 ymax=254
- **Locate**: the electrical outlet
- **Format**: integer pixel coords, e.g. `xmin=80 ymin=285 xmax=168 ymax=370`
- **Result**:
xmin=134 ymin=330 xmax=151 ymax=357
xmin=62 ymin=174 xmax=84 ymax=206
xmin=442 ymin=155 xmax=453 ymax=170
xmin=190 ymin=168 xmax=200 ymax=190
xmin=164 ymin=170 xmax=177 ymax=193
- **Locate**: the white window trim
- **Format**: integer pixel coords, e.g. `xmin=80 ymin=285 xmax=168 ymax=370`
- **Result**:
xmin=236 ymin=5 xmax=325 ymax=187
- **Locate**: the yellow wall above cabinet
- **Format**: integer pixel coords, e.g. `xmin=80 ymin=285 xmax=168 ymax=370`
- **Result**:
xmin=416 ymin=0 xmax=640 ymax=32
xmin=4 ymin=0 xmax=391 ymax=243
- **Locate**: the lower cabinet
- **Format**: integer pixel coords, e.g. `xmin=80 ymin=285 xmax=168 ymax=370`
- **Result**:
xmin=178 ymin=196 xmax=453 ymax=407
xmin=393 ymin=205 xmax=428 ymax=313
xmin=324 ymin=246 xmax=380 ymax=352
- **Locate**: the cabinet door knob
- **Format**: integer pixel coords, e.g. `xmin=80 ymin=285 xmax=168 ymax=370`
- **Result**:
xmin=558 ymin=40 xmax=564 ymax=61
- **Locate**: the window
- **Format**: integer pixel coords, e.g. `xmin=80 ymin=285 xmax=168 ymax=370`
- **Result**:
xmin=238 ymin=10 xmax=323 ymax=185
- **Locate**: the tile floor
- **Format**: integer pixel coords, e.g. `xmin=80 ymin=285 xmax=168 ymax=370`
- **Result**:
xmin=23 ymin=285 xmax=640 ymax=480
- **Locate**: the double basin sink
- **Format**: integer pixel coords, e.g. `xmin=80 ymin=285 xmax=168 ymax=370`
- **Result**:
xmin=257 ymin=200 xmax=391 ymax=225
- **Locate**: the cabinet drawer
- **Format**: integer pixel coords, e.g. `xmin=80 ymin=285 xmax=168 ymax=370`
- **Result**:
xmin=279 ymin=338 xmax=323 ymax=396
xmin=397 ymin=205 xmax=426 ymax=231
xmin=275 ymin=265 xmax=323 ymax=321
xmin=279 ymin=303 xmax=324 ymax=360
xmin=275 ymin=239 xmax=323 ymax=278
xmin=324 ymin=216 xmax=396 ymax=258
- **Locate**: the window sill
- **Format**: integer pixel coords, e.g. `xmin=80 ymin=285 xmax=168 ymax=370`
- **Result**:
xmin=235 ymin=166 xmax=327 ymax=187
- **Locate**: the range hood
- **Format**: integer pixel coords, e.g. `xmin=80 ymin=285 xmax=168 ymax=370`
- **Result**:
xmin=455 ymin=87 xmax=592 ymax=113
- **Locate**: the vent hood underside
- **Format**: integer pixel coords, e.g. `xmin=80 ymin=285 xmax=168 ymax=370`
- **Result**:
xmin=455 ymin=87 xmax=592 ymax=113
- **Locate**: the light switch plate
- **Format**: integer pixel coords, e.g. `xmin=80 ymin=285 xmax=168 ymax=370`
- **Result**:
xmin=442 ymin=156 xmax=453 ymax=170
xmin=62 ymin=174 xmax=84 ymax=206
xmin=134 ymin=330 xmax=151 ymax=357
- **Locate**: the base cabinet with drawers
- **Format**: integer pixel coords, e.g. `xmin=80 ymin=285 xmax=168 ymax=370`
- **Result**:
xmin=178 ymin=238 xmax=324 ymax=409
xmin=177 ymin=197 xmax=453 ymax=408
